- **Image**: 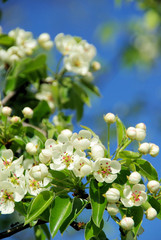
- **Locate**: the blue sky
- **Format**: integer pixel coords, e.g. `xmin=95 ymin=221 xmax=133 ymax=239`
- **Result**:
xmin=1 ymin=0 xmax=161 ymax=239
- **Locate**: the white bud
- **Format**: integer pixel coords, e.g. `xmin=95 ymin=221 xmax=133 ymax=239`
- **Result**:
xmin=22 ymin=107 xmax=33 ymax=118
xmin=81 ymin=165 xmax=92 ymax=177
xmin=26 ymin=142 xmax=37 ymax=155
xmin=38 ymin=33 xmax=50 ymax=43
xmin=44 ymin=76 xmax=54 ymax=83
xmin=128 ymin=171 xmax=141 ymax=184
xmin=147 ymin=180 xmax=160 ymax=193
xmin=2 ymin=106 xmax=12 ymax=116
xmin=39 ymin=149 xmax=52 ymax=164
xmin=135 ymin=128 xmax=146 ymax=141
xmin=107 ymin=203 xmax=119 ymax=216
xmin=10 ymin=116 xmax=21 ymax=123
xmin=126 ymin=127 xmax=136 ymax=140
xmin=91 ymin=61 xmax=101 ymax=71
xmin=120 ymin=217 xmax=134 ymax=231
xmin=105 ymin=188 xmax=120 ymax=203
xmin=146 ymin=207 xmax=157 ymax=220
xmin=29 ymin=163 xmax=48 ymax=181
xmin=91 ymin=144 xmax=104 ymax=160
xmin=104 ymin=113 xmax=116 ymax=124
xmin=138 ymin=142 xmax=150 ymax=154
xmin=136 ymin=123 xmax=146 ymax=131
xmin=149 ymin=143 xmax=159 ymax=157
xmin=61 ymin=129 xmax=73 ymax=138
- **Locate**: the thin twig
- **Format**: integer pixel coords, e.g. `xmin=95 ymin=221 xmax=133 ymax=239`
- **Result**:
xmin=1 ymin=91 xmax=16 ymax=106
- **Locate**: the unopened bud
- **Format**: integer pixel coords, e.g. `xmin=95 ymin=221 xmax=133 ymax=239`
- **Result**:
xmin=104 ymin=113 xmax=116 ymax=124
xmin=29 ymin=163 xmax=48 ymax=181
xmin=126 ymin=127 xmax=136 ymax=140
xmin=120 ymin=217 xmax=134 ymax=231
xmin=136 ymin=123 xmax=146 ymax=131
xmin=146 ymin=207 xmax=157 ymax=220
xmin=149 ymin=143 xmax=159 ymax=157
xmin=2 ymin=106 xmax=12 ymax=116
xmin=91 ymin=144 xmax=104 ymax=160
xmin=38 ymin=33 xmax=50 ymax=43
xmin=138 ymin=142 xmax=150 ymax=154
xmin=91 ymin=61 xmax=101 ymax=71
xmin=22 ymin=107 xmax=33 ymax=118
xmin=10 ymin=116 xmax=21 ymax=123
xmin=39 ymin=149 xmax=52 ymax=164
xmin=26 ymin=142 xmax=37 ymax=155
xmin=147 ymin=180 xmax=160 ymax=193
xmin=135 ymin=128 xmax=146 ymax=141
xmin=128 ymin=171 xmax=141 ymax=184
xmin=105 ymin=188 xmax=120 ymax=203
xmin=61 ymin=129 xmax=73 ymax=138
xmin=107 ymin=203 xmax=119 ymax=216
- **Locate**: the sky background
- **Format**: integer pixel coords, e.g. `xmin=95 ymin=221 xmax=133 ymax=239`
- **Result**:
xmin=0 ymin=0 xmax=161 ymax=239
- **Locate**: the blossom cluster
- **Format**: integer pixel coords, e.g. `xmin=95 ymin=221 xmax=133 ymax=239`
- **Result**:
xmin=0 ymin=27 xmax=53 ymax=64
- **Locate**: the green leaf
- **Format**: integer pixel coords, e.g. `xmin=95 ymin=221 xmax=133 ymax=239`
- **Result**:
xmin=49 ymin=196 xmax=72 ymax=238
xmin=127 ymin=206 xmax=143 ymax=237
xmin=118 ymin=151 xmax=141 ymax=159
xmin=73 ymin=82 xmax=91 ymax=106
xmin=90 ymin=179 xmax=107 ymax=227
xmin=15 ymin=201 xmax=28 ymax=217
xmin=60 ymin=197 xmax=87 ymax=234
xmin=85 ymin=218 xmax=104 ymax=240
xmin=116 ymin=117 xmax=127 ymax=146
xmin=0 ymin=34 xmax=14 ymax=47
xmin=80 ymin=79 xmax=101 ymax=96
xmin=24 ymin=125 xmax=47 ymax=143
xmin=34 ymin=225 xmax=46 ymax=240
xmin=135 ymin=159 xmax=158 ymax=180
xmin=25 ymin=191 xmax=54 ymax=225
xmin=32 ymin=100 xmax=51 ymax=125
xmin=40 ymin=224 xmax=51 ymax=240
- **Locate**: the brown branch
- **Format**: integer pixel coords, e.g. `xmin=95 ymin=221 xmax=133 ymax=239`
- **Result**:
xmin=0 ymin=219 xmax=83 ymax=239
xmin=1 ymin=91 xmax=16 ymax=106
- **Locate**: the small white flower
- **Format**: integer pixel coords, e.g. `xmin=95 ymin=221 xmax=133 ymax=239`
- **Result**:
xmin=29 ymin=164 xmax=48 ymax=181
xmin=105 ymin=188 xmax=120 ymax=203
xmin=104 ymin=113 xmax=116 ymax=124
xmin=71 ymin=130 xmax=92 ymax=150
xmin=64 ymin=51 xmax=89 ymax=75
xmin=107 ymin=203 xmax=119 ymax=215
xmin=128 ymin=172 xmax=141 ymax=184
xmin=93 ymin=158 xmax=121 ymax=183
xmin=73 ymin=157 xmax=93 ymax=177
xmin=55 ymin=33 xmax=77 ymax=55
xmin=26 ymin=142 xmax=38 ymax=155
xmin=149 ymin=143 xmax=159 ymax=157
xmin=35 ymin=84 xmax=55 ymax=110
xmin=120 ymin=217 xmax=134 ymax=231
xmin=138 ymin=142 xmax=150 ymax=154
xmin=22 ymin=107 xmax=33 ymax=118
xmin=77 ymin=40 xmax=96 ymax=61
xmin=147 ymin=180 xmax=160 ymax=193
xmin=121 ymin=184 xmax=147 ymax=207
xmin=2 ymin=106 xmax=12 ymax=116
xmin=126 ymin=127 xmax=136 ymax=140
xmin=146 ymin=207 xmax=157 ymax=220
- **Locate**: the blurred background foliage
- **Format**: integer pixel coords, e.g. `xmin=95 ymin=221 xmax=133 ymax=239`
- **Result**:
xmin=1 ymin=0 xmax=161 ymax=239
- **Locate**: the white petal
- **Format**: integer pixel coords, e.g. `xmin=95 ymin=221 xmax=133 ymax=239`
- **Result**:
xmin=93 ymin=172 xmax=104 ymax=182
xmin=110 ymin=161 xmax=121 ymax=174
xmin=121 ymin=198 xmax=134 ymax=208
xmin=123 ymin=185 xmax=132 ymax=199
xmin=2 ymin=149 xmax=13 ymax=161
xmin=132 ymin=184 xmax=146 ymax=193
xmin=0 ymin=200 xmax=15 ymax=214
xmin=79 ymin=130 xmax=91 ymax=139
xmin=104 ymin=174 xmax=117 ymax=183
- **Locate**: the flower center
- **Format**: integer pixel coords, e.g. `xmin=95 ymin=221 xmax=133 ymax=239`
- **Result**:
xmin=2 ymin=157 xmax=11 ymax=168
xmin=97 ymin=162 xmax=112 ymax=177
xmin=74 ymin=59 xmax=81 ymax=67
xmin=29 ymin=179 xmax=40 ymax=190
xmin=10 ymin=174 xmax=20 ymax=185
xmin=131 ymin=191 xmax=141 ymax=202
xmin=0 ymin=190 xmax=14 ymax=203
xmin=62 ymin=153 xmax=73 ymax=167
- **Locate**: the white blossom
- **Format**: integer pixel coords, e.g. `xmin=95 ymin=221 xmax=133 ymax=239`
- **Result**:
xmin=73 ymin=157 xmax=93 ymax=177
xmin=149 ymin=143 xmax=159 ymax=157
xmin=22 ymin=107 xmax=33 ymax=118
xmin=120 ymin=217 xmax=134 ymax=231
xmin=104 ymin=113 xmax=116 ymax=124
xmin=146 ymin=207 xmax=157 ymax=220
xmin=93 ymin=158 xmax=121 ymax=183
xmin=71 ymin=130 xmax=92 ymax=150
xmin=29 ymin=164 xmax=48 ymax=181
xmin=107 ymin=203 xmax=119 ymax=215
xmin=91 ymin=144 xmax=104 ymax=161
xmin=55 ymin=33 xmax=77 ymax=55
xmin=126 ymin=127 xmax=136 ymax=140
xmin=105 ymin=188 xmax=120 ymax=203
xmin=38 ymin=33 xmax=53 ymax=50
xmin=2 ymin=106 xmax=12 ymax=116
xmin=138 ymin=143 xmax=150 ymax=154
xmin=128 ymin=172 xmax=141 ymax=185
xmin=147 ymin=180 xmax=160 ymax=193
xmin=121 ymin=184 xmax=147 ymax=207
